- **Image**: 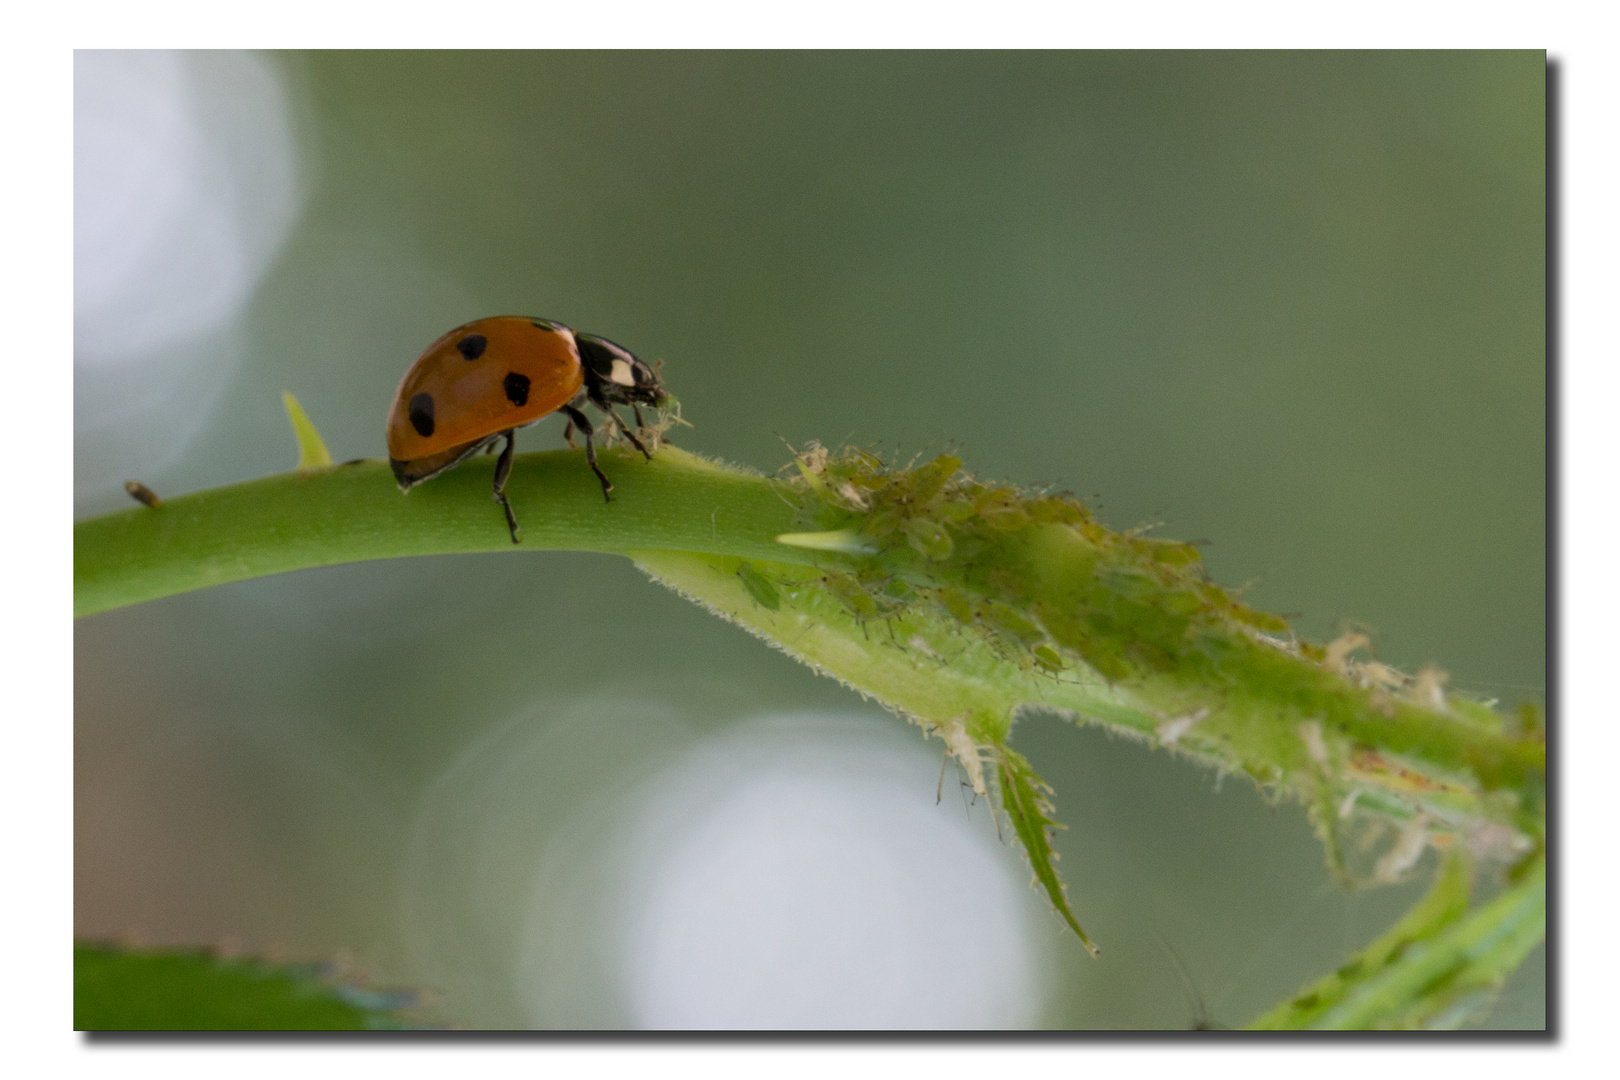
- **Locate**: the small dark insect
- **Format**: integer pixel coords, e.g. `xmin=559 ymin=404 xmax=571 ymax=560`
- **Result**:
xmin=124 ymin=481 xmax=162 ymax=508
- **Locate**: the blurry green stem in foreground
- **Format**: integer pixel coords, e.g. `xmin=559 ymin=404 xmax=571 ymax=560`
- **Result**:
xmin=1251 ymin=851 xmax=1546 ymax=1029
xmin=74 ymin=403 xmax=1546 ymax=1025
xmin=74 ymin=942 xmax=426 ymax=1030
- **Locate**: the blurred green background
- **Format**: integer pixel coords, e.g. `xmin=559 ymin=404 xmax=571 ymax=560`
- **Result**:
xmin=74 ymin=51 xmax=1545 ymax=1029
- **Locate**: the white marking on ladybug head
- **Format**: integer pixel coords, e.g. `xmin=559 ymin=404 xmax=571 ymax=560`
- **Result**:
xmin=609 ymin=358 xmax=636 ymax=386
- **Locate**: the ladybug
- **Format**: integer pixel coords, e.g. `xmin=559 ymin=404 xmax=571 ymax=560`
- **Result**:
xmin=386 ymin=316 xmax=668 ymax=543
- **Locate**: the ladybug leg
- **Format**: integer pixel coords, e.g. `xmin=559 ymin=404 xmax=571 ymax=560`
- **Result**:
xmin=561 ymin=405 xmax=613 ymax=502
xmin=563 ymin=420 xmax=576 ymax=447
xmin=492 ymin=430 xmax=522 ymax=543
xmin=611 ymin=408 xmax=653 ymax=461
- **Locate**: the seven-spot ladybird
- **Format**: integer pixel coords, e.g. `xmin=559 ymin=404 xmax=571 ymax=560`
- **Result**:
xmin=386 ymin=316 xmax=668 ymax=543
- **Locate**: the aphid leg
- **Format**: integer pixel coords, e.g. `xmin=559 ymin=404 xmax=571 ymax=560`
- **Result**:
xmin=1156 ymin=934 xmax=1221 ymax=1030
xmin=562 ymin=405 xmax=613 ymax=501
xmin=611 ymin=408 xmax=652 ymax=461
xmin=492 ymin=430 xmax=521 ymax=543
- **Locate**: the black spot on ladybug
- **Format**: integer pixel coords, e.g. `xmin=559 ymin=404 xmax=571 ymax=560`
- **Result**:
xmin=504 ymin=372 xmax=531 ymax=407
xmin=457 ymin=334 xmax=487 ymax=360
xmin=409 ymin=393 xmax=435 ymax=437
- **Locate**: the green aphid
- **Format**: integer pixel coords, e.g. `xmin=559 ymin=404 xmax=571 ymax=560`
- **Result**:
xmin=881 ymin=579 xmax=914 ymax=601
xmin=937 ymin=587 xmax=975 ymax=623
xmin=905 ymin=454 xmax=962 ymax=504
xmin=1097 ymin=564 xmax=1161 ymax=601
xmin=1026 ymin=495 xmax=1090 ymax=525
xmin=854 ymin=563 xmax=890 ymax=586
xmin=863 ymin=508 xmax=902 ymax=538
xmin=824 ymin=572 xmax=880 ymax=619
xmin=736 ymin=561 xmax=781 ymax=611
xmin=973 ymin=487 xmax=1030 ymax=531
xmin=1071 ymin=634 xmax=1132 ymax=681
xmin=903 ymin=517 xmax=954 ymax=560
xmin=1142 ymin=538 xmax=1203 ymax=567
xmin=1159 ymin=589 xmax=1205 ymax=618
xmin=985 ymin=602 xmax=1044 ymax=644
xmin=838 ymin=468 xmax=889 ymax=490
xmin=1033 ymin=644 xmax=1066 ymax=672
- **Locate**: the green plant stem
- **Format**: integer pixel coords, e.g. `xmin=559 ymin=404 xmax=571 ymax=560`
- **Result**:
xmin=1250 ymin=852 xmax=1546 ymax=1029
xmin=75 ymin=447 xmax=830 ymax=618
xmin=75 ymin=440 xmax=1546 ymax=1023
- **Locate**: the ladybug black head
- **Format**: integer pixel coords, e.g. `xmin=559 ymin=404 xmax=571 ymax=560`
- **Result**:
xmin=576 ymin=332 xmax=668 ymax=407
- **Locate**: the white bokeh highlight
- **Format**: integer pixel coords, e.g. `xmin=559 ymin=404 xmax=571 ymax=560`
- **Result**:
xmin=75 ymin=50 xmax=298 ymax=367
xmin=590 ymin=714 xmax=1042 ymax=1029
xmin=74 ymin=50 xmax=299 ymax=507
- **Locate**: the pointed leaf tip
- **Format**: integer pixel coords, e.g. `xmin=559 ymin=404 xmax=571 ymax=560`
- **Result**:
xmin=774 ymin=528 xmax=877 ymax=555
xmin=998 ymin=747 xmax=1100 ymax=956
xmin=282 ymin=392 xmax=334 ymax=470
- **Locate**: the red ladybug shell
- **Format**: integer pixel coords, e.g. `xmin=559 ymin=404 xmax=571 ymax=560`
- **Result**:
xmin=386 ymin=317 xmax=584 ymax=487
